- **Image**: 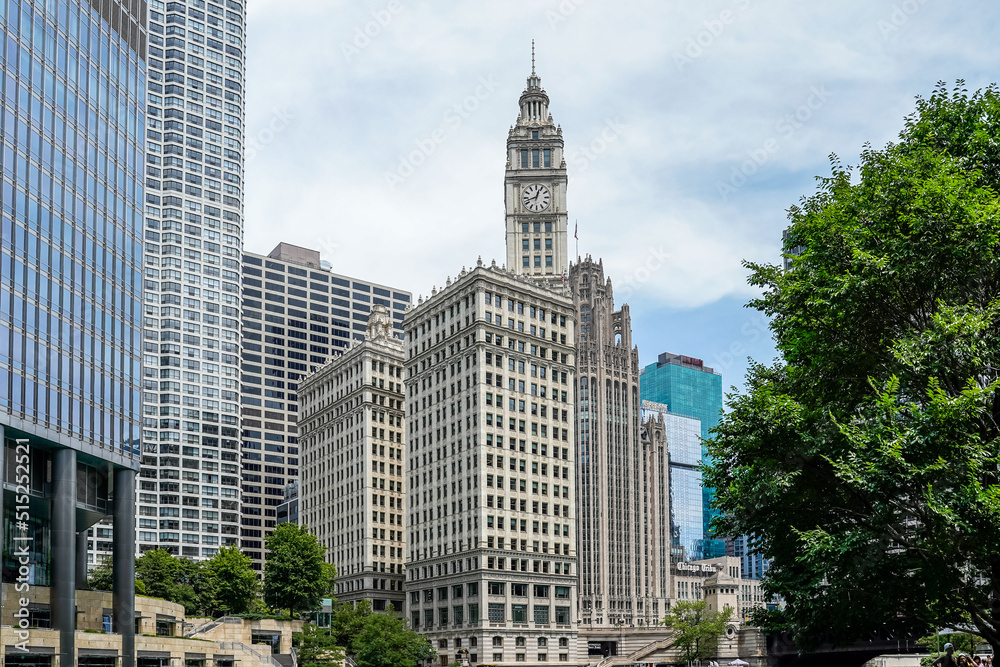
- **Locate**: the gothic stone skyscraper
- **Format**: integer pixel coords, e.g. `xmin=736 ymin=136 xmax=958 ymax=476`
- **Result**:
xmin=569 ymin=257 xmax=671 ymax=628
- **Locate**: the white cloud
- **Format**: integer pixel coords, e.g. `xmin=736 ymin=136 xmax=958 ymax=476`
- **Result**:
xmin=242 ymin=0 xmax=1000 ymax=312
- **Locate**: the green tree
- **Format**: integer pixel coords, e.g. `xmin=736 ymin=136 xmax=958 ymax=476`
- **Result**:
xmin=86 ymin=557 xmax=146 ymax=595
xmin=204 ymin=546 xmax=260 ymax=615
xmin=351 ymin=613 xmax=434 ymax=667
xmin=88 ymin=557 xmax=114 ymax=591
xmin=263 ymin=523 xmax=331 ymax=617
xmin=135 ymin=548 xmax=182 ymax=600
xmin=704 ymin=81 xmax=1000 ymax=654
xmin=918 ymin=631 xmax=985 ymax=666
xmin=662 ymin=600 xmax=733 ymax=663
xmin=321 ymin=561 xmax=338 ymax=597
xmin=330 ymin=600 xmax=373 ymax=649
xmin=294 ymin=624 xmax=345 ymax=667
xmin=134 ymin=549 xmax=213 ymax=615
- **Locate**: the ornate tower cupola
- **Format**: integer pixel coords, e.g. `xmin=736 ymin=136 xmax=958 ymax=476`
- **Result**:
xmin=505 ymin=42 xmax=569 ymax=285
xmin=519 ymin=46 xmax=550 ymax=123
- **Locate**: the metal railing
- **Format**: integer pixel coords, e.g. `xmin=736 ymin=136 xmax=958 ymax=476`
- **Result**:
xmin=595 ymin=634 xmax=677 ymax=667
xmin=185 ymin=615 xmax=246 ymax=637
xmin=217 ymin=641 xmax=284 ymax=667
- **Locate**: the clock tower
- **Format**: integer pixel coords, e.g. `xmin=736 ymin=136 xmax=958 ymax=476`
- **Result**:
xmin=505 ymin=46 xmax=569 ymax=284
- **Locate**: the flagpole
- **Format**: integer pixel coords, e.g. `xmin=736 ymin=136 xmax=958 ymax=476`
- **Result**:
xmin=574 ymin=219 xmax=579 ymax=260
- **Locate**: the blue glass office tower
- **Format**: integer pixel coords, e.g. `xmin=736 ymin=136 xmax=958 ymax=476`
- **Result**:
xmin=640 ymin=401 xmax=705 ymax=564
xmin=639 ymin=353 xmax=725 ymax=559
xmin=0 ymin=1 xmax=145 ymax=666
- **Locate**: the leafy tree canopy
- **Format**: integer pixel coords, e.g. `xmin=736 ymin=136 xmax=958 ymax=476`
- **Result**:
xmin=917 ymin=630 xmax=986 ymax=666
xmin=704 ymin=81 xmax=1000 ymax=653
xmin=204 ymin=546 xmax=261 ymax=615
xmin=88 ymin=557 xmax=114 ymax=592
xmin=350 ymin=612 xmax=434 ymax=667
xmin=294 ymin=623 xmax=345 ymax=667
xmin=263 ymin=523 xmax=331 ymax=618
xmin=663 ymin=600 xmax=734 ymax=663
xmin=330 ymin=600 xmax=373 ymax=649
xmin=136 ymin=548 xmax=185 ymax=600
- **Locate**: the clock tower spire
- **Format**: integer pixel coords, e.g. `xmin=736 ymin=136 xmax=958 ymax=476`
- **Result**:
xmin=505 ymin=45 xmax=569 ymax=284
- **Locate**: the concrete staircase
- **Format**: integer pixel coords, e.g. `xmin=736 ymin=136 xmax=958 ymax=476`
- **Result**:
xmin=185 ymin=616 xmax=243 ymax=638
xmin=595 ymin=635 xmax=678 ymax=667
xmin=217 ymin=641 xmax=285 ymax=667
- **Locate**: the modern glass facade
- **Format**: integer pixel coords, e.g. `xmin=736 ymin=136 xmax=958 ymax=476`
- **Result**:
xmin=0 ymin=0 xmax=145 ymax=464
xmin=239 ymin=243 xmax=410 ymax=570
xmin=639 ymin=353 xmax=726 ymax=558
xmin=0 ymin=1 xmax=146 ymax=665
xmin=730 ymin=533 xmax=769 ymax=580
xmin=137 ymin=0 xmax=246 ymax=559
xmin=641 ymin=401 xmax=705 ymax=563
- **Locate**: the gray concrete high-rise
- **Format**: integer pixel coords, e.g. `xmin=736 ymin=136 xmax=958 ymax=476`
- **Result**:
xmin=136 ymin=0 xmax=248 ymax=559
xmin=0 ymin=2 xmax=147 ymax=666
xmin=239 ymin=243 xmax=410 ymax=571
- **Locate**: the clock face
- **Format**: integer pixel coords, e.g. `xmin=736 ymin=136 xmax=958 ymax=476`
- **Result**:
xmin=522 ymin=184 xmax=550 ymax=212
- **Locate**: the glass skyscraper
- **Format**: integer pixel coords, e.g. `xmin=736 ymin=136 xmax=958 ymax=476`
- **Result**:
xmin=639 ymin=352 xmax=726 ymax=559
xmin=0 ymin=1 xmax=146 ymax=665
xmin=640 ymin=401 xmax=704 ymax=564
xmin=137 ymin=0 xmax=246 ymax=558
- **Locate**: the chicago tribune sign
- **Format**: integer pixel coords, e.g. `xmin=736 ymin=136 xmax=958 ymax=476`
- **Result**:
xmin=675 ymin=562 xmax=717 ymax=574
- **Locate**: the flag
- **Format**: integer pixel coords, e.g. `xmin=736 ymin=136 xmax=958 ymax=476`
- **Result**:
xmin=574 ymin=222 xmax=578 ymax=239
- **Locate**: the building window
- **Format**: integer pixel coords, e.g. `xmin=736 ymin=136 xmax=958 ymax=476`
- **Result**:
xmin=512 ymin=604 xmax=527 ymax=623
xmin=555 ymin=606 xmax=571 ymax=624
xmin=520 ymin=150 xmax=528 ymax=168
xmin=493 ymin=637 xmax=504 ymax=647
xmin=545 ymin=256 xmax=553 ymax=267
xmin=523 ymin=257 xmax=529 ymax=268
xmin=488 ymin=603 xmax=505 ymax=623
xmin=534 ymin=606 xmax=550 ymax=624
xmin=534 ymin=256 xmax=541 ymax=267
xmin=543 ymin=149 xmax=551 ymax=167
xmin=532 ymin=149 xmax=539 ymax=167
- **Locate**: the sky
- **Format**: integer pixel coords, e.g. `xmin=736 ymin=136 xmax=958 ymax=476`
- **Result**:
xmin=241 ymin=0 xmax=1000 ymax=399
